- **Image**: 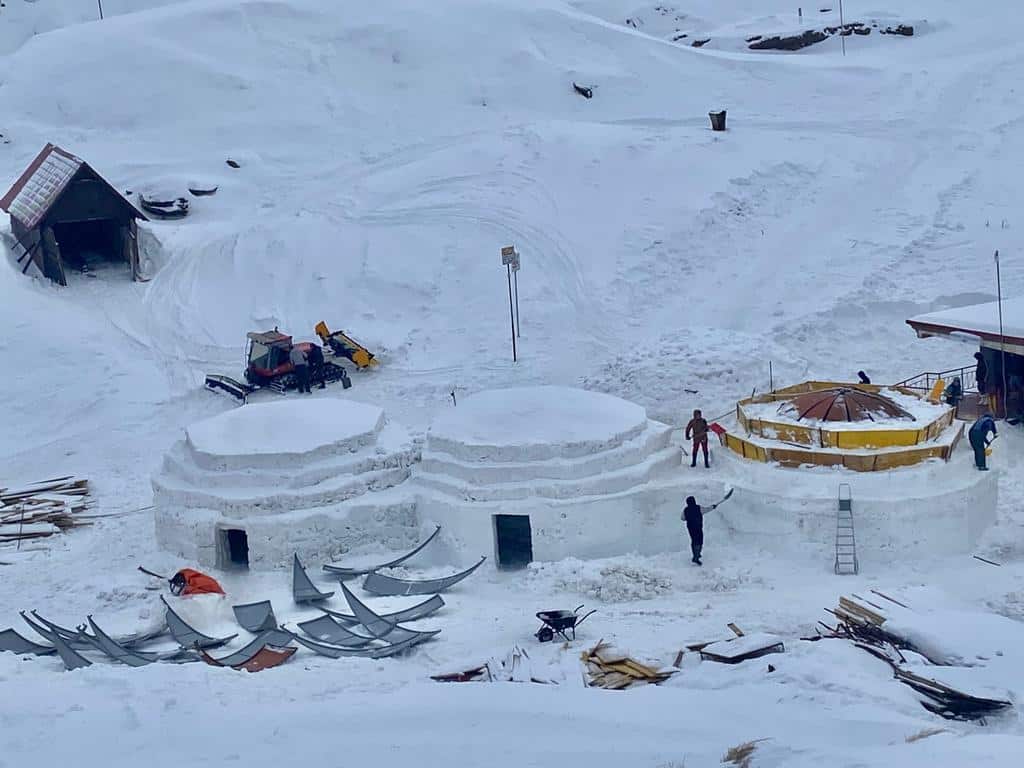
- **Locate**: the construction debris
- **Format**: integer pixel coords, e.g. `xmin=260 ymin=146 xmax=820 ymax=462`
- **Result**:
xmin=699 ymin=633 xmax=785 ymax=665
xmin=812 ymin=594 xmax=1013 ymax=721
xmin=0 ymin=477 xmax=91 ymax=544
xmin=432 ymin=645 xmax=559 ymax=685
xmin=581 ymin=640 xmax=675 ymax=689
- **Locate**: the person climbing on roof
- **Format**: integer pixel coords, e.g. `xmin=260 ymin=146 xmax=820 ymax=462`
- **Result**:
xmin=975 ymin=352 xmax=988 ymax=395
xmin=682 ymin=495 xmax=718 ymax=565
xmin=944 ymin=376 xmax=963 ymax=409
xmin=857 ymin=371 xmax=871 ymax=385
xmin=685 ymin=409 xmax=710 ymax=469
xmin=290 ymin=343 xmax=311 ymax=394
xmin=968 ymin=412 xmax=997 ymax=471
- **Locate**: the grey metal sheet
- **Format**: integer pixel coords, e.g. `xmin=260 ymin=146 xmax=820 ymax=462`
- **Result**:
xmin=339 ymin=583 xmax=440 ymax=642
xmin=0 ymin=628 xmax=55 ymax=656
xmin=323 ymin=525 xmax=442 ymax=578
xmin=320 ymin=594 xmax=445 ymax=626
xmin=161 ymin=596 xmax=237 ymax=650
xmin=293 ymin=554 xmax=334 ymax=603
xmin=232 ymin=601 xmax=277 ymax=633
xmin=48 ymin=626 xmax=92 ymax=671
xmin=296 ymin=615 xmax=374 ymax=647
xmin=361 ymin=557 xmax=486 ymax=597
xmin=86 ymin=616 xmax=162 ymax=667
xmin=292 ymin=632 xmax=426 ymax=659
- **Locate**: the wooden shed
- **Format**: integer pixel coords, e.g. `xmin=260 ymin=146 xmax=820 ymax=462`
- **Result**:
xmin=0 ymin=143 xmax=147 ymax=285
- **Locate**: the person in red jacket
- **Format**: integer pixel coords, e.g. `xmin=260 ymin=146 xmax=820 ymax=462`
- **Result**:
xmin=169 ymin=568 xmax=225 ymax=596
xmin=685 ymin=409 xmax=710 ymax=468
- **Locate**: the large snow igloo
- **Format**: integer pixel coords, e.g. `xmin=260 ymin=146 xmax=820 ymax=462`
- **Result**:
xmin=153 ymin=399 xmax=419 ymax=570
xmin=415 ymin=386 xmax=704 ymax=568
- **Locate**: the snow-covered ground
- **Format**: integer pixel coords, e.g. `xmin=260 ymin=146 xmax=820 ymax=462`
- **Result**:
xmin=3 ymin=0 xmax=1024 ymax=765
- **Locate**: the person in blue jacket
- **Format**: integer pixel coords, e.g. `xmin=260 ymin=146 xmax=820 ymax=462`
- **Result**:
xmin=968 ymin=413 xmax=997 ymax=470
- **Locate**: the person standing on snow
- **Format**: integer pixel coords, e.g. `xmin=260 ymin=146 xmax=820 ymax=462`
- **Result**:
xmin=682 ymin=495 xmax=718 ymax=565
xmin=290 ymin=344 xmax=311 ymax=394
xmin=968 ymin=413 xmax=997 ymax=471
xmin=685 ymin=409 xmax=710 ymax=468
xmin=307 ymin=344 xmax=327 ymax=390
xmin=944 ymin=376 xmax=963 ymax=409
xmin=857 ymin=371 xmax=871 ymax=385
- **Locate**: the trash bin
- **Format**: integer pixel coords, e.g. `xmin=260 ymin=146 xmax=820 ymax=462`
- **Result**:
xmin=709 ymin=110 xmax=727 ymax=131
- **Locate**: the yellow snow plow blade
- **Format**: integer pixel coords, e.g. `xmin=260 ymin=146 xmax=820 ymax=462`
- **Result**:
xmin=315 ymin=321 xmax=378 ymax=369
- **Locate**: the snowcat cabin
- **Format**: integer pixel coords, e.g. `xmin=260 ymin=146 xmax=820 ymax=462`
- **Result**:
xmin=0 ymin=143 xmax=147 ymax=285
xmin=245 ymin=330 xmax=294 ymax=384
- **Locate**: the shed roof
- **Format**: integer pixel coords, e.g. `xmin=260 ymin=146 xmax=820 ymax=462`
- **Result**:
xmin=0 ymin=143 xmax=145 ymax=229
xmin=907 ymin=298 xmax=1024 ymax=347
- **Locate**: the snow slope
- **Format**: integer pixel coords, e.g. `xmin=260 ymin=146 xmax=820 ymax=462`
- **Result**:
xmin=3 ymin=0 xmax=1024 ymax=765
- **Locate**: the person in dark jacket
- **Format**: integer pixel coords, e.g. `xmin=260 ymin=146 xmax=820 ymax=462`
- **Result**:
xmin=290 ymin=344 xmax=311 ymax=394
xmin=975 ymin=352 xmax=988 ymax=395
xmin=857 ymin=370 xmax=871 ymax=385
xmin=685 ymin=409 xmax=710 ymax=469
xmin=968 ymin=413 xmax=997 ymax=470
xmin=681 ymin=495 xmax=719 ymax=565
xmin=307 ymin=344 xmax=327 ymax=389
xmin=944 ymin=376 xmax=963 ymax=409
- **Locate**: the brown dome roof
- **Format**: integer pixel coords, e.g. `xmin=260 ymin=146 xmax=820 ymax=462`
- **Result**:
xmin=780 ymin=388 xmax=915 ymax=422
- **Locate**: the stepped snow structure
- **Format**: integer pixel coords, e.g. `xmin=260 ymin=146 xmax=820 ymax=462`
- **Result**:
xmin=415 ymin=386 xmax=709 ymax=567
xmin=153 ymin=399 xmax=419 ymax=569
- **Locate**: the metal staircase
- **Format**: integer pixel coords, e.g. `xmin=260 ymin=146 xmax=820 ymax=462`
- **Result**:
xmin=834 ymin=483 xmax=858 ymax=575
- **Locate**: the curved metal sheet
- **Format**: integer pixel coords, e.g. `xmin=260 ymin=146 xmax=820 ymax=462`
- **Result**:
xmin=295 ymin=615 xmax=374 ymax=647
xmin=323 ymin=525 xmax=442 ymax=579
xmin=291 ymin=632 xmax=426 ymax=659
xmin=0 ymin=628 xmax=55 ymax=656
xmin=293 ymin=554 xmax=334 ymax=603
xmin=202 ymin=631 xmax=292 ymax=667
xmin=320 ymin=594 xmax=444 ymax=626
xmin=338 ymin=583 xmax=441 ymax=642
xmin=86 ymin=616 xmax=160 ymax=667
xmin=361 ymin=557 xmax=487 ymax=597
xmin=161 ymin=596 xmax=237 ymax=650
xmin=232 ymin=601 xmax=277 ymax=633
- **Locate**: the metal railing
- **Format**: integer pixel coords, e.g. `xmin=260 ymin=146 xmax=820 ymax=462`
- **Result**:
xmin=897 ymin=364 xmax=977 ymax=393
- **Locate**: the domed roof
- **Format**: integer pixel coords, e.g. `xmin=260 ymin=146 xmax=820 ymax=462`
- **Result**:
xmin=780 ymin=388 xmax=915 ymax=422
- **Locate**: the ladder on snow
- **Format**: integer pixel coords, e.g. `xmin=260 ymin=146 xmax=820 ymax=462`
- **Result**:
xmin=834 ymin=483 xmax=859 ymax=575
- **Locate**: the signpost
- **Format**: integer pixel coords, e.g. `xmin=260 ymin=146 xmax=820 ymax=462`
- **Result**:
xmin=501 ymin=246 xmax=519 ymax=362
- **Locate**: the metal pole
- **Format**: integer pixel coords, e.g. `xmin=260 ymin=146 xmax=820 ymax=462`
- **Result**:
xmin=839 ymin=0 xmax=846 ymax=56
xmin=996 ymin=250 xmax=1007 ymax=417
xmin=513 ymin=269 xmax=520 ymax=338
xmin=97 ymin=0 xmax=104 ymax=20
xmin=769 ymin=360 xmax=774 ymax=393
xmin=507 ymin=264 xmax=517 ymax=362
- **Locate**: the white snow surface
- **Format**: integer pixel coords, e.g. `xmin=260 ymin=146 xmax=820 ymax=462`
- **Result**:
xmin=910 ymin=296 xmax=1024 ymax=341
xmin=185 ymin=398 xmax=384 ymax=457
xmin=3 ymin=0 xmax=1024 ymax=766
xmin=428 ymin=386 xmax=647 ymax=451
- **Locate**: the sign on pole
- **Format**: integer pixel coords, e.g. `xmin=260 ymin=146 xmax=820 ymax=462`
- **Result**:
xmin=501 ymin=246 xmax=519 ymax=361
xmin=501 ymin=245 xmax=517 ymax=265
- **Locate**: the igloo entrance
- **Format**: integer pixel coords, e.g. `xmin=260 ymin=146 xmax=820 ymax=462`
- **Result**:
xmin=494 ymin=514 xmax=533 ymax=569
xmin=218 ymin=528 xmax=249 ymax=569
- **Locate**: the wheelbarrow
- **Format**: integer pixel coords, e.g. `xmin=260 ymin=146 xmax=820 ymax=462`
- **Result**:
xmin=535 ymin=604 xmax=596 ymax=643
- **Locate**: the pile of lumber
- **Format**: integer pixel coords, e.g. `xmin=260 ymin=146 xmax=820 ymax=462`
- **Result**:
xmin=581 ymin=640 xmax=675 ymax=689
xmin=0 ymin=477 xmax=91 ymax=544
xmin=810 ymin=592 xmax=1012 ymax=722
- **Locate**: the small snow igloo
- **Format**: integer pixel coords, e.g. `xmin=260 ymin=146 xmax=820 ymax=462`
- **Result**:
xmin=153 ymin=398 xmax=419 ymax=570
xmin=415 ymin=386 xmax=703 ymax=569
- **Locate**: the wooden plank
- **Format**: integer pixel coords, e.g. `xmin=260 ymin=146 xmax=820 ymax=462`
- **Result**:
xmin=727 ymin=623 xmax=745 ymax=637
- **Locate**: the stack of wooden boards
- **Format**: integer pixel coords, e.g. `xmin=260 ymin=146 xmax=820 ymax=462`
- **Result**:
xmin=815 ymin=592 xmax=1012 ymax=721
xmin=0 ymin=477 xmax=91 ymax=545
xmin=581 ymin=640 xmax=675 ymax=689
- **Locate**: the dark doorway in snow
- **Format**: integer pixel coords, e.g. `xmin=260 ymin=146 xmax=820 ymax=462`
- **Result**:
xmin=52 ymin=218 xmax=122 ymax=272
xmin=219 ymin=528 xmax=249 ymax=568
xmin=494 ymin=514 xmax=533 ymax=569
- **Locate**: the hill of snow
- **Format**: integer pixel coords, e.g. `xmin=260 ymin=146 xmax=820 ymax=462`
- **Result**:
xmin=2 ymin=1 xmax=1024 ymax=766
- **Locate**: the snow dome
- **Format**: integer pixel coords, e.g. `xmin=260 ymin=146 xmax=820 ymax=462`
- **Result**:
xmin=414 ymin=386 xmax=711 ymax=568
xmin=153 ymin=398 xmax=419 ymax=570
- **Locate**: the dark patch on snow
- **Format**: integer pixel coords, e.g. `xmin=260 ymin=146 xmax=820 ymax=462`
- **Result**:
xmin=748 ymin=30 xmax=827 ymax=51
xmin=691 ymin=38 xmax=710 ymax=48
